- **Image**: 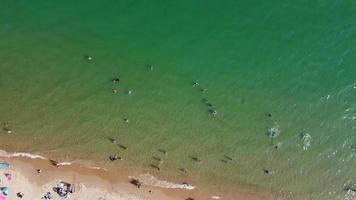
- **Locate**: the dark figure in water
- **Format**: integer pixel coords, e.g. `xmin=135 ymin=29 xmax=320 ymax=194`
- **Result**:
xmin=210 ymin=109 xmax=218 ymax=115
xmin=263 ymin=168 xmax=272 ymax=175
xmin=158 ymin=149 xmax=167 ymax=155
xmin=112 ymin=78 xmax=120 ymax=84
xmin=150 ymin=164 xmax=160 ymax=171
xmin=109 ymin=155 xmax=122 ymax=161
xmin=3 ymin=122 xmax=11 ymax=133
xmin=221 ymin=159 xmax=228 ymax=164
xmin=108 ymin=137 xmax=116 ymax=144
xmin=224 ymin=155 xmax=233 ymax=161
xmin=266 ymin=112 xmax=272 ymax=117
xmin=84 ymin=55 xmax=92 ymax=61
xmin=118 ymin=144 xmax=128 ymax=150
xmin=190 ymin=156 xmax=201 ymax=162
xmin=344 ymin=186 xmax=356 ymax=192
xmin=192 ymin=81 xmax=199 ymax=87
xmin=179 ymin=168 xmax=187 ymax=173
xmin=206 ymin=102 xmax=213 ymax=107
xmin=152 ymin=156 xmax=163 ymax=163
xmin=273 ymin=143 xmax=280 ymax=149
xmin=3 ymin=127 xmax=11 ymax=134
xmin=200 ymin=88 xmax=207 ymax=92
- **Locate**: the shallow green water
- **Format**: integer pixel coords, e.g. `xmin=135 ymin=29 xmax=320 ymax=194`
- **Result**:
xmin=1 ymin=1 xmax=356 ymax=199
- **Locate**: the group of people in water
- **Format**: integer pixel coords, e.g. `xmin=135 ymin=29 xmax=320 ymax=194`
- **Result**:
xmin=2 ymin=122 xmax=12 ymax=134
xmin=192 ymin=81 xmax=218 ymax=116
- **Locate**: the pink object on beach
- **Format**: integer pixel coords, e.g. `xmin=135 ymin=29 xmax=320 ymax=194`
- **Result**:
xmin=0 ymin=195 xmax=6 ymax=200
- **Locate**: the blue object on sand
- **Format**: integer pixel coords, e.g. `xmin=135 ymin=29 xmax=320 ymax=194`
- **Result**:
xmin=1 ymin=187 xmax=8 ymax=196
xmin=0 ymin=163 xmax=9 ymax=170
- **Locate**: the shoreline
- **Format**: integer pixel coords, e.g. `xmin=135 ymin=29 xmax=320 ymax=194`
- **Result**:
xmin=0 ymin=149 xmax=279 ymax=200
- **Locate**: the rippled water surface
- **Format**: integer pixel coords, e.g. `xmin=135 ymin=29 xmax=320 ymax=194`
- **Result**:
xmin=1 ymin=1 xmax=356 ymax=199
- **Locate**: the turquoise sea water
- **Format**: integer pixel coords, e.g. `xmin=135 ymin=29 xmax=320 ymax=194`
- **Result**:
xmin=1 ymin=1 xmax=356 ymax=199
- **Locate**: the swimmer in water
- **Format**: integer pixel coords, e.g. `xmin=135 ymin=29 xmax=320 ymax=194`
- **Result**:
xmin=224 ymin=155 xmax=233 ymax=161
xmin=179 ymin=168 xmax=187 ymax=173
xmin=190 ymin=156 xmax=201 ymax=162
xmin=85 ymin=55 xmax=92 ymax=61
xmin=3 ymin=123 xmax=11 ymax=133
xmin=263 ymin=168 xmax=272 ymax=175
xmin=158 ymin=149 xmax=168 ymax=155
xmin=150 ymin=164 xmax=160 ymax=171
xmin=212 ymin=110 xmax=218 ymax=115
xmin=112 ymin=78 xmax=120 ymax=84
xmin=109 ymin=155 xmax=122 ymax=161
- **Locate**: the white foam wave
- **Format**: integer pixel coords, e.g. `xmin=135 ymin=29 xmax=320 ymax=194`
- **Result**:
xmin=211 ymin=195 xmax=222 ymax=199
xmin=86 ymin=166 xmax=109 ymax=171
xmin=57 ymin=162 xmax=72 ymax=166
xmin=0 ymin=149 xmax=108 ymax=172
xmin=267 ymin=124 xmax=280 ymax=138
xmin=0 ymin=150 xmax=46 ymax=159
xmin=131 ymin=174 xmax=195 ymax=190
xmin=301 ymin=133 xmax=312 ymax=150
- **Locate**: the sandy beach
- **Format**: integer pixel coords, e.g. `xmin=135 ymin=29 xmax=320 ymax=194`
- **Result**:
xmin=0 ymin=152 xmax=278 ymax=200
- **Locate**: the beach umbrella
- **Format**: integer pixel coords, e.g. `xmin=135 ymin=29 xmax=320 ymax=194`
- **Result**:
xmin=0 ymin=195 xmax=6 ymax=200
xmin=1 ymin=187 xmax=8 ymax=196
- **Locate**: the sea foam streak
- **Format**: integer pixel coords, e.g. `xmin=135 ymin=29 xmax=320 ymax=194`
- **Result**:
xmin=0 ymin=150 xmax=46 ymax=159
xmin=131 ymin=174 xmax=195 ymax=190
xmin=0 ymin=149 xmax=106 ymax=171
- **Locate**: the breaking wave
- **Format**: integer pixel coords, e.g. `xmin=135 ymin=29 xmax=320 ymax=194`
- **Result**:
xmin=130 ymin=173 xmax=195 ymax=190
xmin=0 ymin=150 xmax=46 ymax=159
xmin=0 ymin=149 xmax=107 ymax=172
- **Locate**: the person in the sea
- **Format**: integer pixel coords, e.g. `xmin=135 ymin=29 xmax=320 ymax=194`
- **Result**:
xmin=266 ymin=112 xmax=272 ymax=117
xmin=150 ymin=164 xmax=160 ymax=171
xmin=109 ymin=155 xmax=121 ymax=161
xmin=190 ymin=156 xmax=201 ymax=162
xmin=179 ymin=168 xmax=187 ymax=173
xmin=224 ymin=155 xmax=233 ymax=161
xmin=263 ymin=168 xmax=272 ymax=175
xmin=112 ymin=78 xmax=120 ymax=84
xmin=158 ymin=149 xmax=167 ymax=155
xmin=84 ymin=55 xmax=92 ymax=61
xmin=212 ymin=110 xmax=218 ymax=115
xmin=3 ymin=122 xmax=11 ymax=134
